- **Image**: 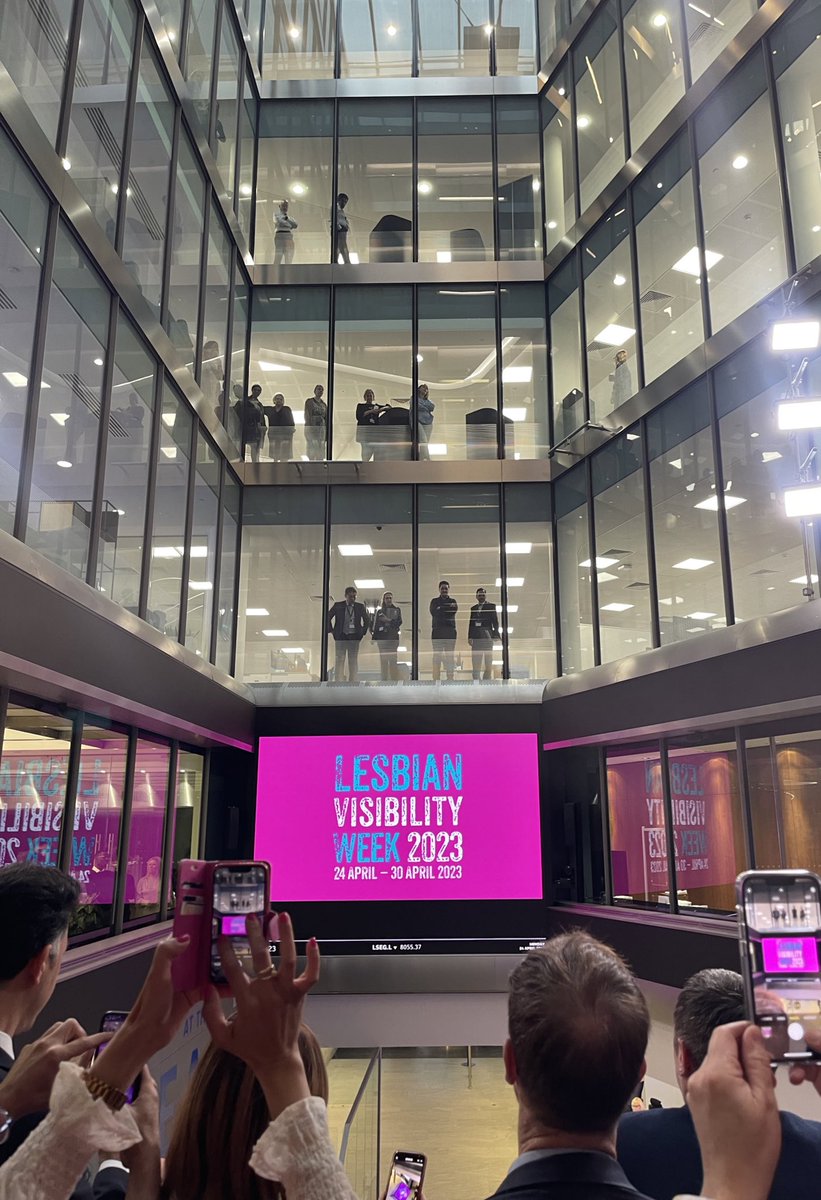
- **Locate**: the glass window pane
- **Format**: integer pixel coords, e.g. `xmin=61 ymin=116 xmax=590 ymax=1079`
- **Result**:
xmin=146 ymin=384 xmax=193 ymax=638
xmin=186 ymin=433 xmax=220 ymax=658
xmin=153 ymin=0 xmax=184 ymax=51
xmin=96 ymin=316 xmax=156 ymax=609
xmin=237 ymin=487 xmax=325 ymax=681
xmin=200 ymin=202 xmax=231 ymax=423
xmin=500 ymin=283 xmax=549 ymax=460
xmin=497 ymin=98 xmax=542 ymax=261
xmin=606 ymin=742 xmax=670 ymax=907
xmin=236 ymin=74 xmax=256 ymax=242
xmin=250 ymin=287 xmax=329 ymax=462
xmin=0 ymin=702 xmax=75 ymax=870
xmin=622 ymin=0 xmax=685 ymax=151
xmin=213 ymin=7 xmax=240 ymax=205
xmin=667 ymin=733 xmax=747 ymax=914
xmin=125 ymin=738 xmax=170 ymax=921
xmin=25 ymin=226 xmax=110 ymax=580
xmin=763 ymin=732 xmax=821 ymax=876
xmin=164 ymin=131 xmax=205 ymax=373
xmin=696 ymin=57 xmax=787 ymax=334
xmin=634 ymin=135 xmax=704 ymax=385
xmin=583 ymin=204 xmax=638 ymax=422
xmin=541 ymin=70 xmax=576 ymax=254
xmin=215 ymin=471 xmax=240 ymax=672
xmin=418 ymin=486 xmax=501 ymax=681
xmin=0 ymin=133 xmax=48 ymax=536
xmin=417 ymin=100 xmax=494 ymax=263
xmin=647 ymin=381 xmax=726 ymax=644
xmin=771 ymin=0 xmax=821 ymax=271
xmin=592 ymin=430 xmax=652 ymax=663
xmin=184 ymin=0 xmax=218 ymax=138
xmin=549 ymin=257 xmax=584 ymax=447
xmin=337 ymin=101 xmax=413 ymax=265
xmin=255 ymin=102 xmax=333 ymax=264
xmin=0 ymin=0 xmax=73 ymax=146
xmin=169 ymin=748 xmax=204 ymax=907
xmin=339 ymin=0 xmax=412 ymax=75
xmin=493 ymin=0 xmax=537 ymax=76
xmin=504 ymin=482 xmax=556 ymax=678
xmin=332 ymin=285 xmax=412 ymax=462
xmin=417 ymin=286 xmax=497 ymax=462
xmin=73 ymin=721 xmax=130 ymax=936
xmin=685 ymin=0 xmax=756 ymax=81
xmin=574 ymin=3 xmax=626 ymax=214
xmin=122 ymin=35 xmax=174 ymax=316
xmin=417 ymin=0 xmax=491 ymax=76
xmin=227 ymin=265 xmax=249 ymax=450
xmin=260 ymin=0 xmax=336 ymax=79
xmin=716 ymin=340 xmax=815 ymax=619
xmin=555 ymin=467 xmax=595 ymax=672
xmin=538 ymin=0 xmax=572 ymax=69
xmin=328 ymin=486 xmax=412 ymax=683
xmin=745 ymin=736 xmax=783 ymax=869
xmin=64 ymin=0 xmax=137 ymax=243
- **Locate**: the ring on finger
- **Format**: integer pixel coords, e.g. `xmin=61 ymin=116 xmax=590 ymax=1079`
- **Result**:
xmin=256 ymin=965 xmax=276 ymax=981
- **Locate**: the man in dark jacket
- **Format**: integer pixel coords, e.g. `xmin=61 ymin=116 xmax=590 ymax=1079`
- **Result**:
xmin=327 ymin=585 xmax=370 ymax=682
xmin=468 ymin=587 xmax=501 ymax=680
xmin=617 ymin=967 xmax=821 ymax=1200
xmin=0 ymin=864 xmax=128 ymax=1200
xmin=429 ymin=580 xmax=458 ymax=681
xmin=487 ymin=931 xmax=653 ymax=1200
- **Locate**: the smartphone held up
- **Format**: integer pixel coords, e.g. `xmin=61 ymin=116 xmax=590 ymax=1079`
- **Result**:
xmin=737 ymin=868 xmax=821 ymax=1063
xmin=171 ymin=859 xmax=275 ymax=991
xmin=385 ymin=1151 xmax=426 ymax=1200
xmin=93 ymin=1012 xmax=141 ymax=1103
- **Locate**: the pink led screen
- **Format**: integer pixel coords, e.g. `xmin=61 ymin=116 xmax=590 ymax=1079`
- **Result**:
xmin=762 ymin=937 xmax=820 ymax=974
xmin=255 ymin=734 xmax=543 ymax=902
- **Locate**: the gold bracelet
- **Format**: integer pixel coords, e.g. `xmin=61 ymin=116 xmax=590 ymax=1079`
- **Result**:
xmin=81 ymin=1069 xmax=128 ymax=1112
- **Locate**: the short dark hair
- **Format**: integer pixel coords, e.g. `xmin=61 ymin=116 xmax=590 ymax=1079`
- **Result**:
xmin=439 ymin=580 xmax=449 ymax=588
xmin=0 ymin=865 xmax=80 ymax=982
xmin=674 ymin=968 xmax=744 ymax=1070
xmin=508 ymin=931 xmax=648 ymax=1133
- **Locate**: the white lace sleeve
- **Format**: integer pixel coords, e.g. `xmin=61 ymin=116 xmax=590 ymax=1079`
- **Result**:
xmin=0 ymin=1062 xmax=140 ymax=1200
xmin=249 ymin=1097 xmax=359 ymax=1200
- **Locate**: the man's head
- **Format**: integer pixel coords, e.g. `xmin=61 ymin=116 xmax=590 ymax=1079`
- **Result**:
xmin=0 ymin=865 xmax=80 ymax=1031
xmin=345 ymin=587 xmax=357 ymax=602
xmin=673 ymin=968 xmax=743 ymax=1096
xmin=438 ymin=581 xmax=450 ymax=596
xmin=314 ymin=384 xmax=324 ymax=399
xmin=251 ymin=384 xmax=262 ymax=398
xmin=506 ymin=931 xmax=648 ymax=1136
xmin=476 ymin=588 xmax=487 ymax=603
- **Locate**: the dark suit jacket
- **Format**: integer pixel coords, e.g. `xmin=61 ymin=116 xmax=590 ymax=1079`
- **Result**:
xmin=0 ymin=1049 xmax=128 ymax=1200
xmin=469 ymin=601 xmax=500 ymax=644
xmin=489 ymin=1150 xmax=653 ymax=1200
xmin=618 ymin=1104 xmax=821 ymax=1200
xmin=327 ymin=600 xmax=370 ymax=641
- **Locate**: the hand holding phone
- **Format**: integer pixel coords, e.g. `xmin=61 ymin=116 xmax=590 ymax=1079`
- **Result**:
xmin=385 ymin=1151 xmax=426 ymax=1200
xmin=93 ymin=1012 xmax=141 ymax=1103
xmin=737 ymin=869 xmax=821 ymax=1063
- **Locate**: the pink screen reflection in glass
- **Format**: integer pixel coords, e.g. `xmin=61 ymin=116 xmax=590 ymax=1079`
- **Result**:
xmin=255 ymin=733 xmax=543 ymax=903
xmin=221 ymin=915 xmax=248 ymax=935
xmin=762 ymin=937 xmax=820 ymax=974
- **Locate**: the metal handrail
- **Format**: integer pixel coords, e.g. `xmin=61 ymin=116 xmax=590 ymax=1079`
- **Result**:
xmin=339 ymin=1047 xmax=382 ymax=1193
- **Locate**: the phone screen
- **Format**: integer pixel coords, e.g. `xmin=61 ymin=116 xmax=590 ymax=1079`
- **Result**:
xmin=210 ymin=863 xmax=269 ymax=984
xmin=742 ymin=875 xmax=821 ymax=1059
xmin=386 ymin=1152 xmax=426 ymax=1200
xmin=95 ymin=1012 xmax=140 ymax=1103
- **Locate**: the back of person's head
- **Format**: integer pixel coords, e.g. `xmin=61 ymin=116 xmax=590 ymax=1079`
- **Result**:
xmin=0 ymin=864 xmax=80 ymax=984
xmin=161 ymin=1024 xmax=328 ymax=1200
xmin=507 ymin=931 xmax=648 ymax=1134
xmin=674 ymin=968 xmax=744 ymax=1071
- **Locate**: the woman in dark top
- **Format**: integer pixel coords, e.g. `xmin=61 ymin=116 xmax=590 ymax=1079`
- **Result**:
xmin=372 ymin=590 xmax=402 ymax=681
xmin=355 ymin=388 xmax=383 ymax=462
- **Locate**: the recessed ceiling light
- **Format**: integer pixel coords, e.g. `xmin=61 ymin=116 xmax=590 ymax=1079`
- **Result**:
xmin=187 ymin=546 xmax=208 ymax=558
xmin=577 ymin=115 xmax=591 ymax=129
xmin=672 ymin=558 xmax=714 ymax=570
xmin=62 ymin=157 xmax=71 ymax=171
xmin=581 ymin=556 xmax=619 ymax=568
xmin=161 ymin=446 xmax=177 ymax=458
xmin=386 ymin=22 xmax=397 ymax=35
xmin=496 ymin=577 xmax=524 ymax=587
xmin=505 ymin=605 xmax=519 ymax=613
xmin=240 ymin=184 xmax=252 ymax=197
xmin=532 ymin=179 xmax=541 ymax=192
xmin=659 ymin=596 xmax=684 ymax=605
xmin=418 ymin=180 xmax=433 ymax=195
xmin=597 ymin=571 xmax=618 ymax=583
xmin=56 ymin=459 xmax=72 ymax=469
xmin=601 ymin=602 xmax=634 ymax=612
xmin=338 ymin=544 xmax=373 ymax=556
xmin=2 ymin=371 xmax=28 ymax=387
xmin=288 ymin=25 xmax=300 ymax=37
xmin=152 ymin=546 xmax=181 ymax=559
xmin=761 ymin=450 xmax=783 ymax=462
xmin=503 ymin=406 xmax=527 ymax=421
xmin=49 ymin=412 xmax=70 ymax=425
xmin=484 ymin=23 xmax=494 ymax=34
xmin=613 ymin=273 xmax=627 ymax=286
xmin=672 ymin=247 xmax=723 ymax=276
xmin=626 ymin=433 xmax=640 ymax=441
xmin=593 ymin=324 xmax=636 ymax=346
xmin=694 ymin=494 xmax=747 ymax=510
xmin=162 ymin=412 xmax=176 ymax=426
xmin=258 ymin=360 xmax=292 ymax=372
xmin=93 ymin=357 xmax=104 ymax=366
xmin=262 ymin=628 xmax=289 ymax=636
xmin=502 ymin=365 xmax=533 ymax=383
xmin=354 ymin=579 xmax=385 ymax=589
xmin=436 ymin=251 xmax=453 ymax=263
xmin=790 ymin=574 xmax=819 ymax=585
xmin=428 ymin=443 xmax=448 ymax=455
xmin=281 ymin=647 xmax=305 ymax=654
xmin=290 ymin=182 xmax=307 ymax=196
xmin=246 ymin=608 xmax=270 ymax=616
xmin=188 ymin=580 xmax=213 ymax=590
xmin=732 ymin=154 xmax=748 ymax=169
xmin=547 ymin=220 xmax=558 ymax=230
xmin=687 ymin=611 xmax=717 ymax=620
xmin=652 ymin=11 xmax=668 ymax=25
xmin=505 ymin=542 xmax=532 ymax=554
xmin=416 ymin=354 xmax=424 ymax=362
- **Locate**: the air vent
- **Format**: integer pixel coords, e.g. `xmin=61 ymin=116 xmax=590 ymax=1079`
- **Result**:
xmin=640 ymin=289 xmax=674 ymax=306
xmin=626 ymin=581 xmax=651 ymax=589
xmin=380 ymin=562 xmax=407 ymax=572
xmin=750 ymin=568 xmax=778 ymax=576
xmin=0 ymin=288 xmax=16 ymax=311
